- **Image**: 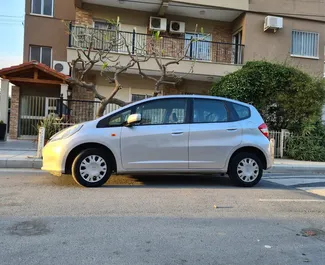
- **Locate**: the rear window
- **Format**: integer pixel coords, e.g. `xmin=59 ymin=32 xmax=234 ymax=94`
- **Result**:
xmin=231 ymin=103 xmax=250 ymax=120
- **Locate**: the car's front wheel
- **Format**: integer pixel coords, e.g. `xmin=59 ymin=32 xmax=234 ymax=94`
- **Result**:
xmin=228 ymin=152 xmax=263 ymax=187
xmin=72 ymin=148 xmax=111 ymax=187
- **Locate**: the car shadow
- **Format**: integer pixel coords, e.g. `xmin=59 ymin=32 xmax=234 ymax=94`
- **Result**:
xmin=45 ymin=173 xmax=284 ymax=189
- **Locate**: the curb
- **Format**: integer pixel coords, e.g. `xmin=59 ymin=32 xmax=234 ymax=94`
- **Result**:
xmin=267 ymin=165 xmax=325 ymax=174
xmin=0 ymin=158 xmax=42 ymax=169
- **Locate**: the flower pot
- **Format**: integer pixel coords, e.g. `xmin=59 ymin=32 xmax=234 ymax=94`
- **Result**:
xmin=0 ymin=123 xmax=7 ymax=141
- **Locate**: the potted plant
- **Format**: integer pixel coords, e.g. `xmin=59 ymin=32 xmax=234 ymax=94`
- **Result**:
xmin=0 ymin=120 xmax=6 ymax=141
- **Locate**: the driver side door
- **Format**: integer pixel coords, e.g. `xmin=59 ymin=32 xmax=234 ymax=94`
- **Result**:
xmin=120 ymin=98 xmax=190 ymax=170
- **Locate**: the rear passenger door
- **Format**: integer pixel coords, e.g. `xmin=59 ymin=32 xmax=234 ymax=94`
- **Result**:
xmin=189 ymin=99 xmax=242 ymax=169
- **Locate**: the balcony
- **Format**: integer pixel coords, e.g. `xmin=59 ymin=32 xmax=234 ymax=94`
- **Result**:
xmin=68 ymin=25 xmax=244 ymax=78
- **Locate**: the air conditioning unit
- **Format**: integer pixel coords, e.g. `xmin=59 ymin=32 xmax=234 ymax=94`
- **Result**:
xmin=53 ymin=61 xmax=70 ymax=75
xmin=264 ymin=16 xmax=283 ymax=32
xmin=149 ymin=17 xmax=167 ymax=31
xmin=169 ymin=21 xmax=186 ymax=34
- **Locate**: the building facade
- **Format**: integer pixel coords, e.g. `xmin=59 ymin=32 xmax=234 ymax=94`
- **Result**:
xmin=6 ymin=0 xmax=325 ymax=138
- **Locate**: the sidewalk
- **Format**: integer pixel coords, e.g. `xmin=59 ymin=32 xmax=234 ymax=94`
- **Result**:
xmin=269 ymin=159 xmax=325 ymax=174
xmin=1 ymin=140 xmax=325 ymax=172
xmin=0 ymin=140 xmax=41 ymax=169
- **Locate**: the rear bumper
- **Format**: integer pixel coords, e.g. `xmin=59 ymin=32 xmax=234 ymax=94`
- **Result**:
xmin=266 ymin=139 xmax=275 ymax=169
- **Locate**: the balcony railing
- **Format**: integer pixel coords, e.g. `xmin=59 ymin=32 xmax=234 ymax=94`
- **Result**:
xmin=69 ymin=25 xmax=244 ymax=65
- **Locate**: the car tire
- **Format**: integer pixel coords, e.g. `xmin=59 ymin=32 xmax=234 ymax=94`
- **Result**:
xmin=72 ymin=148 xmax=112 ymax=187
xmin=228 ymin=152 xmax=263 ymax=187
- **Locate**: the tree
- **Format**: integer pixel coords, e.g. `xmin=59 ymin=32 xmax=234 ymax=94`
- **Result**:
xmin=66 ymin=19 xmax=206 ymax=117
xmin=211 ymin=61 xmax=325 ymax=132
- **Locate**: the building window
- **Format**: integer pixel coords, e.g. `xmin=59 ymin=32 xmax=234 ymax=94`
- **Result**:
xmin=131 ymin=94 xmax=152 ymax=102
xmin=291 ymin=30 xmax=319 ymax=58
xmin=30 ymin=46 xmax=52 ymax=67
xmin=31 ymin=0 xmax=54 ymax=16
xmin=94 ymin=21 xmax=116 ymax=30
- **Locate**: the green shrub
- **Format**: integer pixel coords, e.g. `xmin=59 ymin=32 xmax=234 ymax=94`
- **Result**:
xmin=37 ymin=114 xmax=62 ymax=141
xmin=286 ymin=123 xmax=325 ymax=161
xmin=211 ymin=61 xmax=325 ymax=133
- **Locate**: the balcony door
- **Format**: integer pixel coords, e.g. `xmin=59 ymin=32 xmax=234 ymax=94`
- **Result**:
xmin=232 ymin=30 xmax=243 ymax=64
xmin=185 ymin=33 xmax=212 ymax=61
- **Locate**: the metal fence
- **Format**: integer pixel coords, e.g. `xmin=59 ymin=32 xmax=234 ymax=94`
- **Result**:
xmin=269 ymin=129 xmax=292 ymax=158
xmin=70 ymin=25 xmax=245 ymax=65
xmin=19 ymin=95 xmax=121 ymax=137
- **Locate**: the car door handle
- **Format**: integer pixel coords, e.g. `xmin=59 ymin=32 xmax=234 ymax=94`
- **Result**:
xmin=172 ymin=131 xmax=184 ymax=135
xmin=227 ymin=128 xmax=238 ymax=132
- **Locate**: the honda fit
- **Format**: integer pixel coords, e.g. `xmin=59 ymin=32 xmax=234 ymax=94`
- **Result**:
xmin=42 ymin=95 xmax=273 ymax=187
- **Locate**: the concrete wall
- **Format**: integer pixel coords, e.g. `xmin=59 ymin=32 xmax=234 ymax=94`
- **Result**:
xmin=20 ymin=85 xmax=60 ymax=97
xmin=249 ymin=0 xmax=325 ymax=22
xmin=23 ymin=0 xmax=76 ymax=62
xmin=94 ymin=73 xmax=212 ymax=102
xmin=67 ymin=47 xmax=242 ymax=77
xmin=175 ymin=0 xmax=249 ymax=11
xmin=244 ymin=13 xmax=325 ymax=76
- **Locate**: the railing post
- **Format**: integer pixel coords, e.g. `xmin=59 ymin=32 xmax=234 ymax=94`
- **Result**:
xmin=132 ymin=29 xmax=136 ymax=55
xmin=68 ymin=22 xmax=72 ymax=47
xmin=189 ymin=36 xmax=193 ymax=59
xmin=59 ymin=94 xmax=63 ymax=119
xmin=102 ymin=29 xmax=105 ymax=50
xmin=37 ymin=127 xmax=45 ymax=158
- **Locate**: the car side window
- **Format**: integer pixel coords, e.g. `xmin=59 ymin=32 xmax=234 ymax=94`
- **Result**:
xmin=231 ymin=103 xmax=250 ymax=120
xmin=135 ymin=99 xmax=187 ymax=125
xmin=97 ymin=108 xmax=132 ymax=128
xmin=193 ymin=99 xmax=228 ymax=123
xmin=108 ymin=109 xmax=132 ymax=126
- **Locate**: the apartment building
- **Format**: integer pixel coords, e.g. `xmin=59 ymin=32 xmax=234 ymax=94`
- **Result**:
xmin=1 ymin=0 xmax=325 ymax=139
xmin=23 ymin=0 xmax=325 ymax=98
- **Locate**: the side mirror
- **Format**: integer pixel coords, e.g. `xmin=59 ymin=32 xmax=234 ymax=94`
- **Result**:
xmin=126 ymin=114 xmax=141 ymax=126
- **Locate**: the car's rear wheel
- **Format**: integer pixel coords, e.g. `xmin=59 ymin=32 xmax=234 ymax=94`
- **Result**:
xmin=72 ymin=148 xmax=111 ymax=187
xmin=228 ymin=152 xmax=263 ymax=187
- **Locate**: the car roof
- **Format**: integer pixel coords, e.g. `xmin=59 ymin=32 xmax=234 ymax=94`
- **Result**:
xmin=134 ymin=95 xmax=252 ymax=107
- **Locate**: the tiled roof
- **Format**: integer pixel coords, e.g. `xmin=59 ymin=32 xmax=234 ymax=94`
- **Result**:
xmin=0 ymin=61 xmax=69 ymax=80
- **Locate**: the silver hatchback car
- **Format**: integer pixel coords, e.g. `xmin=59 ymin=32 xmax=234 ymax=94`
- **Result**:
xmin=42 ymin=95 xmax=273 ymax=187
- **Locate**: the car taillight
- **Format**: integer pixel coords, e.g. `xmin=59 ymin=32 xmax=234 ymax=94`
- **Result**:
xmin=258 ymin=123 xmax=269 ymax=138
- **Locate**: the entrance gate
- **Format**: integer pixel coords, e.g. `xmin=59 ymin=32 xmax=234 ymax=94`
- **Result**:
xmin=19 ymin=96 xmax=58 ymax=137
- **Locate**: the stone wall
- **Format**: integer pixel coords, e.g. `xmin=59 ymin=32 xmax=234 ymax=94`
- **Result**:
xmin=9 ymin=86 xmax=20 ymax=139
xmin=75 ymin=7 xmax=93 ymax=26
xmin=212 ymin=22 xmax=233 ymax=64
xmin=70 ymin=77 xmax=95 ymax=123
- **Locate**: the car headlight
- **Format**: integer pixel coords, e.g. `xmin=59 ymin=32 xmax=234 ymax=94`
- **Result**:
xmin=50 ymin=124 xmax=83 ymax=142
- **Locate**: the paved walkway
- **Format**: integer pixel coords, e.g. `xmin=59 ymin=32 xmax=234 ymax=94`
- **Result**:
xmin=0 ymin=140 xmax=40 ymax=169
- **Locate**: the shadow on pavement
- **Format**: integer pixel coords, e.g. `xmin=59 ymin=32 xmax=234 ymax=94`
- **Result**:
xmin=43 ymin=173 xmax=283 ymax=189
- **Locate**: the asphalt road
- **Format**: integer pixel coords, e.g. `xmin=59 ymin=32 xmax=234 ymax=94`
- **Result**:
xmin=1 ymin=169 xmax=325 ymax=265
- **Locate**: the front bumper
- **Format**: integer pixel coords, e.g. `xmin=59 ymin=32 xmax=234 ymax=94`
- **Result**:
xmin=41 ymin=140 xmax=67 ymax=173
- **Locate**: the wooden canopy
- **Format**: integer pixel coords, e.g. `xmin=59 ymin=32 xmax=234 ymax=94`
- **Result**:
xmin=0 ymin=61 xmax=68 ymax=86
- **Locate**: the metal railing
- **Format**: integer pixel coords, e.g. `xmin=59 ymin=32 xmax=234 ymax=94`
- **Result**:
xmin=19 ymin=95 xmax=121 ymax=136
xmin=269 ymin=130 xmax=292 ymax=158
xmin=69 ymin=25 xmax=244 ymax=65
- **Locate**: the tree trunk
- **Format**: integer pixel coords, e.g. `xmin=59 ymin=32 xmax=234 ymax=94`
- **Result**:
xmin=96 ymin=98 xmax=128 ymax=118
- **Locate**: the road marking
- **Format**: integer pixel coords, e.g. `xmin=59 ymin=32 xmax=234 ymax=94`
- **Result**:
xmin=259 ymin=199 xmax=325 ymax=202
xmin=264 ymin=178 xmax=325 ymax=186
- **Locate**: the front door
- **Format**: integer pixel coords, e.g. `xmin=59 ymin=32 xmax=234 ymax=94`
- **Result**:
xmin=189 ymin=99 xmax=242 ymax=169
xmin=121 ymin=98 xmax=189 ymax=170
